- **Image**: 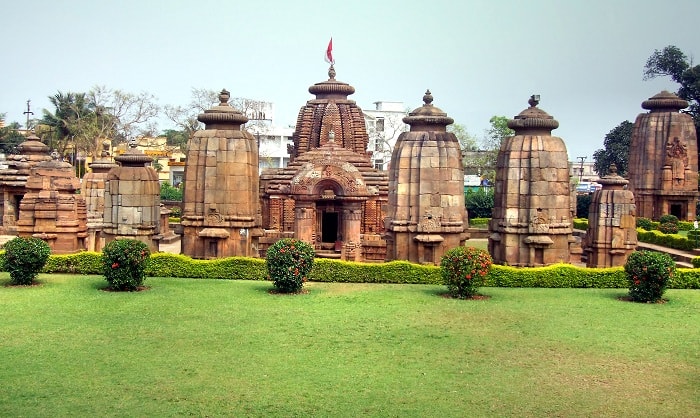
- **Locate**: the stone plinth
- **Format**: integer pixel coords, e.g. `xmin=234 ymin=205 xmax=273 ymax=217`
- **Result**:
xmin=488 ymin=96 xmax=573 ymax=267
xmin=16 ymin=152 xmax=87 ymax=254
xmin=259 ymin=66 xmax=388 ymax=262
xmin=103 ymin=141 xmax=161 ymax=252
xmin=0 ymin=134 xmax=53 ymax=235
xmin=180 ymin=89 xmax=262 ymax=259
xmin=628 ymin=91 xmax=699 ymax=220
xmin=584 ymin=165 xmax=637 ymax=268
xmin=384 ymin=90 xmax=469 ymax=265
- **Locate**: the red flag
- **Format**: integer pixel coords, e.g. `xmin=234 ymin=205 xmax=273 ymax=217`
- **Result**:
xmin=324 ymin=38 xmax=334 ymax=64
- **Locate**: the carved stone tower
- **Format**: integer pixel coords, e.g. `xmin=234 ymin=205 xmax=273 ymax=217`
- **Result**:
xmin=584 ymin=164 xmax=637 ymax=268
xmin=385 ymin=90 xmax=469 ymax=265
xmin=81 ymin=140 xmax=117 ymax=252
xmin=627 ymin=91 xmax=698 ymax=220
xmin=17 ymin=149 xmax=88 ymax=254
xmin=488 ymin=96 xmax=573 ymax=266
xmin=181 ymin=89 xmax=262 ymax=259
xmin=103 ymin=140 xmax=161 ymax=252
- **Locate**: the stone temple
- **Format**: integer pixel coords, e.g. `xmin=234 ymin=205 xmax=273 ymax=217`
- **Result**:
xmin=385 ymin=90 xmax=469 ymax=264
xmin=259 ymin=66 xmax=389 ymax=261
xmin=488 ymin=96 xmax=573 ymax=267
xmin=627 ymin=91 xmax=699 ymax=220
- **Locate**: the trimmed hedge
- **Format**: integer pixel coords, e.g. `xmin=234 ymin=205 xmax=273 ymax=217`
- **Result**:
xmin=636 ymin=228 xmax=696 ymax=251
xmin=1 ymin=250 xmax=698 ymax=289
xmin=573 ymin=218 xmax=588 ymax=230
xmin=468 ymin=218 xmax=490 ymax=227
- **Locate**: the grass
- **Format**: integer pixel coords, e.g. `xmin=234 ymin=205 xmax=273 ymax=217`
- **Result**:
xmin=1 ymin=274 xmax=698 ymax=417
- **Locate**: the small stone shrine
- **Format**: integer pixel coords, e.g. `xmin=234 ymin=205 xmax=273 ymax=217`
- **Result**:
xmin=81 ymin=140 xmax=117 ymax=252
xmin=488 ymin=95 xmax=573 ymax=266
xmin=583 ymin=164 xmax=637 ymax=267
xmin=180 ymin=89 xmax=262 ymax=259
xmin=259 ymin=66 xmax=389 ymax=261
xmin=384 ymin=90 xmax=469 ymax=265
xmin=0 ymin=133 xmax=53 ymax=235
xmin=16 ymin=149 xmax=87 ymax=254
xmin=627 ymin=91 xmax=698 ymax=220
xmin=102 ymin=139 xmax=161 ymax=252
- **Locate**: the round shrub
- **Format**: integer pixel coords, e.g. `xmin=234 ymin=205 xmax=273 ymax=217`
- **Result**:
xmin=624 ymin=250 xmax=676 ymax=303
xmin=657 ymin=222 xmax=679 ymax=234
xmin=636 ymin=217 xmax=654 ymax=231
xmin=3 ymin=237 xmax=51 ymax=285
xmin=102 ymin=239 xmax=151 ymax=291
xmin=659 ymin=214 xmax=679 ymax=225
xmin=440 ymin=246 xmax=492 ymax=299
xmin=266 ymin=238 xmax=315 ymax=293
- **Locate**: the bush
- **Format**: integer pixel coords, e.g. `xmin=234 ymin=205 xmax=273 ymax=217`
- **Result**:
xmin=464 ymin=187 xmax=494 ymax=219
xmin=659 ymin=214 xmax=679 ymax=225
xmin=624 ymin=250 xmax=676 ymax=302
xmin=3 ymin=237 xmax=51 ymax=285
xmin=160 ymin=182 xmax=183 ymax=201
xmin=573 ymin=218 xmax=589 ymax=230
xmin=658 ymin=222 xmax=679 ymax=234
xmin=692 ymin=256 xmax=700 ymax=268
xmin=576 ymin=193 xmax=591 ymax=219
xmin=266 ymin=238 xmax=314 ymax=293
xmin=102 ymin=239 xmax=151 ymax=291
xmin=440 ymin=246 xmax=492 ymax=298
xmin=636 ymin=217 xmax=654 ymax=231
xmin=468 ymin=217 xmax=490 ymax=227
xmin=636 ymin=228 xmax=695 ymax=251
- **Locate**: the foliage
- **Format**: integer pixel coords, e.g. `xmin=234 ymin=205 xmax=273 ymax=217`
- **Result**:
xmin=266 ymin=238 xmax=315 ymax=293
xmin=0 ymin=114 xmax=26 ymax=154
xmin=636 ymin=217 xmax=654 ymax=231
xmin=42 ymin=252 xmax=103 ymax=274
xmin=483 ymin=115 xmax=514 ymax=151
xmin=624 ymin=250 xmax=676 ymax=302
xmin=468 ymin=217 xmax=490 ymax=227
xmin=636 ymin=228 xmax=695 ymax=251
xmin=658 ymin=214 xmax=679 ymax=224
xmin=592 ymin=121 xmax=633 ymax=177
xmin=464 ymin=187 xmax=494 ymax=219
xmin=658 ymin=222 xmax=679 ymax=234
xmin=101 ymin=239 xmax=151 ymax=291
xmin=160 ymin=181 xmax=183 ymax=201
xmin=440 ymin=246 xmax=492 ymax=298
xmin=576 ymin=194 xmax=591 ymax=218
xmin=644 ymin=45 xmax=700 ymax=131
xmin=686 ymin=230 xmax=700 ymax=248
xmin=573 ymin=218 xmax=589 ymax=230
xmin=2 ymin=237 xmax=51 ymax=285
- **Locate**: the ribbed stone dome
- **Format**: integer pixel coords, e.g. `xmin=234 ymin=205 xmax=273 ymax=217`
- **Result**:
xmin=403 ymin=90 xmax=454 ymax=128
xmin=508 ymin=95 xmax=559 ymax=132
xmin=197 ymin=89 xmax=248 ymax=127
xmin=641 ymin=90 xmax=688 ymax=111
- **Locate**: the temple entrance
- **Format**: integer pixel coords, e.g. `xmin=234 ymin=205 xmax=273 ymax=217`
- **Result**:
xmin=322 ymin=212 xmax=338 ymax=243
xmin=669 ymin=202 xmax=684 ymax=220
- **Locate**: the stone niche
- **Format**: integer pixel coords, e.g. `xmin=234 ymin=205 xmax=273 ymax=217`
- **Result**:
xmin=627 ymin=91 xmax=699 ymax=221
xmin=488 ymin=96 xmax=573 ymax=267
xmin=384 ymin=90 xmax=469 ymax=265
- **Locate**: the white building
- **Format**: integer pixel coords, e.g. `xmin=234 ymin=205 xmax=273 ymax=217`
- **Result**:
xmin=363 ymin=101 xmax=408 ymax=170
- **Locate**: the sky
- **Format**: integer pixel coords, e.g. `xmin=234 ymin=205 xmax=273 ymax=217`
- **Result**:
xmin=1 ymin=0 xmax=699 ymax=162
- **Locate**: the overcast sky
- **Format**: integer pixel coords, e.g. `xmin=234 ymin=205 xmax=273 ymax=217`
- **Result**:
xmin=1 ymin=0 xmax=698 ymax=162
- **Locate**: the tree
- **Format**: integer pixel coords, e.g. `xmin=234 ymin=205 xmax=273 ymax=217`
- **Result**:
xmin=644 ymin=45 xmax=700 ymax=132
xmin=483 ymin=115 xmax=514 ymax=152
xmin=0 ymin=113 xmax=25 ymax=154
xmin=592 ymin=121 xmax=633 ymax=177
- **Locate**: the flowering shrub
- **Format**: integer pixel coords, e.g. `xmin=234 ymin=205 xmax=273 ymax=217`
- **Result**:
xmin=658 ymin=222 xmax=679 ymax=234
xmin=266 ymin=238 xmax=314 ymax=293
xmin=624 ymin=250 xmax=675 ymax=302
xmin=3 ymin=237 xmax=51 ymax=285
xmin=440 ymin=246 xmax=492 ymax=299
xmin=102 ymin=239 xmax=151 ymax=291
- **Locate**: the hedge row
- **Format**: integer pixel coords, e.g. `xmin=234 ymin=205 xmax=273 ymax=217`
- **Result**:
xmin=468 ymin=218 xmax=490 ymax=227
xmin=636 ymin=229 xmax=697 ymax=251
xmin=3 ymin=251 xmax=697 ymax=289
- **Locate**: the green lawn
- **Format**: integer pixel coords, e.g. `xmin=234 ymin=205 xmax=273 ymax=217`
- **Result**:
xmin=1 ymin=274 xmax=698 ymax=417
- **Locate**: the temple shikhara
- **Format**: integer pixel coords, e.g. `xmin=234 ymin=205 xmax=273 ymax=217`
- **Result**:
xmin=259 ymin=66 xmax=389 ymax=261
xmin=627 ymin=91 xmax=699 ymax=220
